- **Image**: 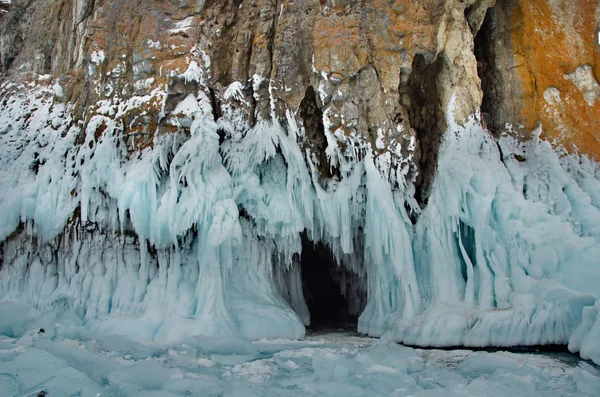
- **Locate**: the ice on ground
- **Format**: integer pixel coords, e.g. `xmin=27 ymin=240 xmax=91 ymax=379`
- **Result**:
xmin=95 ymin=334 xmax=167 ymax=360
xmin=0 ymin=322 xmax=598 ymax=397
xmin=184 ymin=335 xmax=261 ymax=365
xmin=0 ymin=302 xmax=32 ymax=337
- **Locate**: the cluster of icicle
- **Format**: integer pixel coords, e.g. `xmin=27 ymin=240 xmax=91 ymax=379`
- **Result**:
xmin=0 ymin=56 xmax=598 ymax=364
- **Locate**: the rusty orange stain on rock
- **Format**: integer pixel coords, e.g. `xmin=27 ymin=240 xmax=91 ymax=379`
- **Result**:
xmin=312 ymin=12 xmax=370 ymax=78
xmin=510 ymin=0 xmax=600 ymax=159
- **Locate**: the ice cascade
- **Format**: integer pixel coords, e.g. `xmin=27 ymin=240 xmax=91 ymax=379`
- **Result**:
xmin=0 ymin=74 xmax=599 ymax=364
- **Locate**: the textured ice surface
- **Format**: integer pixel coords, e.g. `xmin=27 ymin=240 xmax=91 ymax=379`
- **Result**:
xmin=0 ymin=314 xmax=598 ymax=397
xmin=1 ymin=66 xmax=599 ymax=365
xmin=397 ymin=114 xmax=600 ymax=350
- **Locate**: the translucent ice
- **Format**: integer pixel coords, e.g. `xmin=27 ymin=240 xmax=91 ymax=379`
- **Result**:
xmin=0 ymin=310 xmax=598 ymax=396
xmin=0 ymin=71 xmax=599 ymax=366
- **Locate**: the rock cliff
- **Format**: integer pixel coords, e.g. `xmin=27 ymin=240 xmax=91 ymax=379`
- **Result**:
xmin=478 ymin=0 xmax=600 ymax=158
xmin=2 ymin=1 xmax=598 ymax=194
xmin=2 ymin=0 xmax=598 ymax=198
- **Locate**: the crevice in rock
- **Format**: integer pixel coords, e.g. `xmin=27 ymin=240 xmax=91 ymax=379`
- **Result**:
xmin=0 ymin=1 xmax=9 ymax=16
xmin=207 ymin=86 xmax=222 ymax=121
xmin=0 ymin=0 xmax=10 ymax=72
xmin=265 ymin=1 xmax=280 ymax=81
xmin=406 ymin=53 xmax=445 ymax=205
xmin=465 ymin=0 xmax=495 ymax=36
xmin=473 ymin=5 xmax=502 ymax=136
xmin=207 ymin=87 xmax=227 ymax=145
xmin=298 ymin=86 xmax=328 ymax=177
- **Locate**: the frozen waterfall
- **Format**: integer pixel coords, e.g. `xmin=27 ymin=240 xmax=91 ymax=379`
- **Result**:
xmin=0 ymin=72 xmax=599 ymax=365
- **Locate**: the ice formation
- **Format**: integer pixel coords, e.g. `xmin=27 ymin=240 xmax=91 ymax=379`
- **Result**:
xmin=0 ymin=52 xmax=599 ymax=366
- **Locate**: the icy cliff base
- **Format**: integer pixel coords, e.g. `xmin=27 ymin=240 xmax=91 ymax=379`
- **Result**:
xmin=0 ymin=80 xmax=599 ymax=364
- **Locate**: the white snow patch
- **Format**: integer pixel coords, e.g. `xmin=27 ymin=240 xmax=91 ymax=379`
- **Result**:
xmin=169 ymin=16 xmax=195 ymax=35
xmin=90 ymin=50 xmax=105 ymax=65
xmin=224 ymin=81 xmax=248 ymax=105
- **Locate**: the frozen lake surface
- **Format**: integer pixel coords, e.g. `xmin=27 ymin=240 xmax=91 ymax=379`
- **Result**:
xmin=0 ymin=328 xmax=599 ymax=396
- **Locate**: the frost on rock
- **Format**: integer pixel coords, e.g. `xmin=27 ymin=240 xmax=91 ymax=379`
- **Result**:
xmin=0 ymin=64 xmax=600 ymax=366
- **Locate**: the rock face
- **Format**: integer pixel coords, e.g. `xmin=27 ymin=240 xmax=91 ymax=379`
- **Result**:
xmin=2 ymin=0 xmax=597 ymax=193
xmin=476 ymin=0 xmax=600 ymax=157
xmin=1 ymin=0 xmax=496 ymax=201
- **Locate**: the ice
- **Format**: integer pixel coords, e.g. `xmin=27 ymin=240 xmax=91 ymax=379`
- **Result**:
xmin=108 ymin=360 xmax=173 ymax=390
xmin=0 ymin=345 xmax=105 ymax=396
xmin=392 ymin=104 xmax=600 ymax=354
xmin=185 ymin=335 xmax=258 ymax=356
xmin=0 ymin=324 xmax=597 ymax=396
xmin=574 ymin=362 xmax=600 ymax=395
xmin=33 ymin=338 xmax=125 ymax=385
xmin=1 ymin=54 xmax=600 ymax=369
xmin=184 ymin=335 xmax=260 ymax=365
xmin=302 ymin=382 xmax=365 ymax=396
xmin=457 ymin=352 xmax=522 ymax=373
xmin=0 ymin=302 xmax=32 ymax=338
xmin=569 ymin=302 xmax=600 ymax=363
xmin=95 ymin=334 xmax=167 ymax=360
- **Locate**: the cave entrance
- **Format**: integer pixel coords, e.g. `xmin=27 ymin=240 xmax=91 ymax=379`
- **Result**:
xmin=300 ymin=234 xmax=364 ymax=331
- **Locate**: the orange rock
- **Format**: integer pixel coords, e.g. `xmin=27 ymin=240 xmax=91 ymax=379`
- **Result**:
xmin=312 ymin=12 xmax=369 ymax=78
xmin=509 ymin=0 xmax=600 ymax=158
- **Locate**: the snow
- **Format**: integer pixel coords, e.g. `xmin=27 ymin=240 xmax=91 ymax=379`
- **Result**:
xmin=375 ymin=127 xmax=386 ymax=150
xmin=563 ymin=65 xmax=600 ymax=106
xmin=90 ymin=50 xmax=105 ymax=65
xmin=224 ymin=81 xmax=248 ymax=104
xmin=168 ymin=16 xmax=195 ymax=35
xmin=51 ymin=82 xmax=64 ymax=98
xmin=1 ymin=48 xmax=600 ymax=374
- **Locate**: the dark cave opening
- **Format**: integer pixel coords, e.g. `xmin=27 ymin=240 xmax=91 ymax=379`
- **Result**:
xmin=300 ymin=234 xmax=364 ymax=331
